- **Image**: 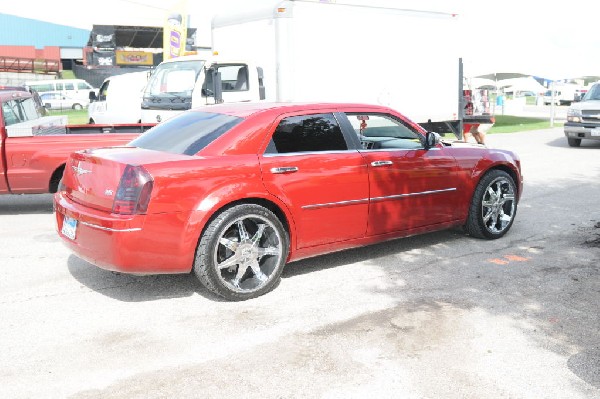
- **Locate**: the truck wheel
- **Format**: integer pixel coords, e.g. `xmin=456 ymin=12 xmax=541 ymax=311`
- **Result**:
xmin=465 ymin=170 xmax=517 ymax=239
xmin=72 ymin=103 xmax=83 ymax=110
xmin=193 ymin=204 xmax=289 ymax=301
xmin=567 ymin=138 xmax=581 ymax=147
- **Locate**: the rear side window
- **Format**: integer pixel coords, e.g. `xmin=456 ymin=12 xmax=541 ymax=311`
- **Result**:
xmin=266 ymin=113 xmax=347 ymax=154
xmin=130 ymin=111 xmax=242 ymax=156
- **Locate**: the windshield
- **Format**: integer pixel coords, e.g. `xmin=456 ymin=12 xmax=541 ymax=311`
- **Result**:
xmin=144 ymin=60 xmax=205 ymax=97
xmin=129 ymin=111 xmax=242 ymax=156
xmin=582 ymin=84 xmax=600 ymax=101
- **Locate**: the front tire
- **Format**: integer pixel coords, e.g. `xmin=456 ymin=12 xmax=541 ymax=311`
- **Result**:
xmin=193 ymin=204 xmax=289 ymax=301
xmin=72 ymin=103 xmax=83 ymax=110
xmin=465 ymin=170 xmax=517 ymax=239
xmin=567 ymin=138 xmax=581 ymax=147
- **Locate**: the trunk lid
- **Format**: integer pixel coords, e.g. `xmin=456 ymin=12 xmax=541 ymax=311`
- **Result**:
xmin=63 ymin=147 xmax=189 ymax=213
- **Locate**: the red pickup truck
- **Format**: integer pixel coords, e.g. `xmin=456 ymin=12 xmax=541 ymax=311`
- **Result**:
xmin=0 ymin=90 xmax=153 ymax=195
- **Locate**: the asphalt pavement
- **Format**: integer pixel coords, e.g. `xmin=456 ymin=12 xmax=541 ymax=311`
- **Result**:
xmin=0 ymin=127 xmax=599 ymax=398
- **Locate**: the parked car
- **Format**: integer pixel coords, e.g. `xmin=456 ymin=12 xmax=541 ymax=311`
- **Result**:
xmin=55 ymin=103 xmax=523 ymax=301
xmin=40 ymin=92 xmax=89 ymax=110
xmin=564 ymin=82 xmax=600 ymax=147
xmin=25 ymin=78 xmax=95 ymax=104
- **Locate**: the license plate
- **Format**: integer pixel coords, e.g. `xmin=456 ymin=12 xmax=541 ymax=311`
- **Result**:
xmin=591 ymin=128 xmax=600 ymax=137
xmin=61 ymin=216 xmax=78 ymax=240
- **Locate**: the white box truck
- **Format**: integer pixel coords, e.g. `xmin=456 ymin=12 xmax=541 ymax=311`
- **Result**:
xmin=141 ymin=0 xmax=490 ymax=135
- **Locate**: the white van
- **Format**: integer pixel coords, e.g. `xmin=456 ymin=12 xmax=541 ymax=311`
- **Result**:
xmin=88 ymin=71 xmax=149 ymax=124
xmin=25 ymin=79 xmax=95 ymax=104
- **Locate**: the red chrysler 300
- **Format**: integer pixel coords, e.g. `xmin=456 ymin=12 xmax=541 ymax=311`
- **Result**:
xmin=55 ymin=102 xmax=522 ymax=300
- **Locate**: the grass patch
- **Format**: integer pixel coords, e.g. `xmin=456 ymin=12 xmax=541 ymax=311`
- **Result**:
xmin=489 ymin=115 xmax=563 ymax=134
xmin=60 ymin=70 xmax=76 ymax=79
xmin=47 ymin=109 xmax=88 ymax=125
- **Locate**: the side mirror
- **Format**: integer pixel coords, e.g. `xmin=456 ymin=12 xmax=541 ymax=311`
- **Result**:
xmin=424 ymin=131 xmax=441 ymax=149
xmin=89 ymin=91 xmax=97 ymax=102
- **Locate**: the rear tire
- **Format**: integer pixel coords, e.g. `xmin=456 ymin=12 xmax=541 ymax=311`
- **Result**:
xmin=465 ymin=170 xmax=517 ymax=239
xmin=193 ymin=204 xmax=289 ymax=301
xmin=567 ymin=138 xmax=581 ymax=147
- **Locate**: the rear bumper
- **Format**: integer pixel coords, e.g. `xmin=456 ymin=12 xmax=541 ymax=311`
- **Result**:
xmin=54 ymin=192 xmax=196 ymax=274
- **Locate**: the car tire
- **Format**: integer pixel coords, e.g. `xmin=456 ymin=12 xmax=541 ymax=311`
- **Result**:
xmin=464 ymin=169 xmax=517 ymax=239
xmin=72 ymin=104 xmax=83 ymax=110
xmin=567 ymin=138 xmax=581 ymax=147
xmin=193 ymin=203 xmax=289 ymax=301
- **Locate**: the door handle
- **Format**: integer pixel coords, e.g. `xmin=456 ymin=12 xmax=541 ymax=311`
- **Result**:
xmin=270 ymin=166 xmax=299 ymax=174
xmin=371 ymin=160 xmax=393 ymax=167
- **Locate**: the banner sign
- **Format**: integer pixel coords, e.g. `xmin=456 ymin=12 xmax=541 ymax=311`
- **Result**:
xmin=116 ymin=50 xmax=154 ymax=66
xmin=163 ymin=0 xmax=188 ymax=60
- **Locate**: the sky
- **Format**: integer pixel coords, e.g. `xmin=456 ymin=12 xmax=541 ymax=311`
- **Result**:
xmin=1 ymin=0 xmax=599 ymax=80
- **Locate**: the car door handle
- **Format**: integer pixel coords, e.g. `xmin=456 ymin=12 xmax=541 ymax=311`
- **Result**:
xmin=371 ymin=160 xmax=393 ymax=167
xmin=270 ymin=166 xmax=299 ymax=174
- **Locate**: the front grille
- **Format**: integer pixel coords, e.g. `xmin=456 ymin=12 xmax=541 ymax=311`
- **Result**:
xmin=581 ymin=110 xmax=600 ymax=124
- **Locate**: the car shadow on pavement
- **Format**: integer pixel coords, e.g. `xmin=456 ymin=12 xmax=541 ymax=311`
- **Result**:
xmin=546 ymin=136 xmax=600 ymax=149
xmin=282 ymin=228 xmax=463 ymax=278
xmin=0 ymin=193 xmax=54 ymax=215
xmin=67 ymin=255 xmax=227 ymax=302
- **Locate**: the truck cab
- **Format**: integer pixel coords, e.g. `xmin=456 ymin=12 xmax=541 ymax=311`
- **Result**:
xmin=140 ymin=55 xmax=265 ymax=123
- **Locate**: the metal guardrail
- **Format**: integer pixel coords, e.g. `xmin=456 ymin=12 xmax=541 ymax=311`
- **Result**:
xmin=0 ymin=56 xmax=60 ymax=74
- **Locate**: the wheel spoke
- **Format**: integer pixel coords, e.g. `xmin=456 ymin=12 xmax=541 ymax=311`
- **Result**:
xmin=251 ymin=224 xmax=267 ymax=246
xmin=501 ymin=194 xmax=515 ymax=202
xmin=483 ymin=209 xmax=494 ymax=223
xmin=257 ymin=246 xmax=280 ymax=259
xmin=218 ymin=254 xmax=240 ymax=270
xmin=249 ymin=261 xmax=268 ymax=282
xmin=237 ymin=220 xmax=250 ymax=241
xmin=219 ymin=237 xmax=238 ymax=252
xmin=232 ymin=263 xmax=249 ymax=287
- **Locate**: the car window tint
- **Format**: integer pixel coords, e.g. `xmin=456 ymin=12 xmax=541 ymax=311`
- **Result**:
xmin=345 ymin=112 xmax=423 ymax=150
xmin=266 ymin=113 xmax=347 ymax=154
xmin=130 ymin=111 xmax=242 ymax=156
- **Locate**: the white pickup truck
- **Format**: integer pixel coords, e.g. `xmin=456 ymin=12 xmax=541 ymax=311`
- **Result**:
xmin=564 ymin=82 xmax=600 ymax=147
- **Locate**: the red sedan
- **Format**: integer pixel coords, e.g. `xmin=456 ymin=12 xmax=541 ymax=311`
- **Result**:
xmin=55 ymin=103 xmax=522 ymax=300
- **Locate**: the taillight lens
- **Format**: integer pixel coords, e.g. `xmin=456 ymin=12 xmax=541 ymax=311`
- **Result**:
xmin=112 ymin=165 xmax=154 ymax=215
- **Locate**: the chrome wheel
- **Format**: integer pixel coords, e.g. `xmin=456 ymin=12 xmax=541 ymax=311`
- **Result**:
xmin=215 ymin=214 xmax=283 ymax=293
xmin=465 ymin=169 xmax=518 ymax=239
xmin=194 ymin=204 xmax=289 ymax=300
xmin=481 ymin=176 xmax=516 ymax=235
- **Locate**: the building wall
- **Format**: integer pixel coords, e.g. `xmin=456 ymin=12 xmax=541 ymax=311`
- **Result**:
xmin=0 ymin=13 xmax=89 ymax=48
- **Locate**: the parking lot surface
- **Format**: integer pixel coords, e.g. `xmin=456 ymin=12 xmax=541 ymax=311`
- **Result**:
xmin=1 ymin=127 xmax=599 ymax=398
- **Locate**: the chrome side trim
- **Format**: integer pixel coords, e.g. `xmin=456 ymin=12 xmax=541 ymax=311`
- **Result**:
xmin=263 ymin=150 xmax=360 ymax=157
xmin=371 ymin=187 xmax=457 ymax=202
xmin=302 ymin=198 xmax=370 ymax=210
xmin=301 ymin=188 xmax=456 ymax=210
xmin=80 ymin=221 xmax=142 ymax=233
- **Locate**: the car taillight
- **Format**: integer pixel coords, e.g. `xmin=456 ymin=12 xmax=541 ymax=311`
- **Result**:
xmin=112 ymin=165 xmax=154 ymax=215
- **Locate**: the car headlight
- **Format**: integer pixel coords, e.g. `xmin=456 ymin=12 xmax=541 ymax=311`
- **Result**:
xmin=567 ymin=108 xmax=582 ymax=123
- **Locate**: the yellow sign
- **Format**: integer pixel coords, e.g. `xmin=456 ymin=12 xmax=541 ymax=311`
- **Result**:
xmin=163 ymin=0 xmax=188 ymax=60
xmin=115 ymin=51 xmax=153 ymax=66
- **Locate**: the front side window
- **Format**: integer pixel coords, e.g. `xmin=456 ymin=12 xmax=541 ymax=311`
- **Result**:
xmin=266 ymin=113 xmax=347 ymax=154
xmin=130 ymin=111 xmax=242 ymax=156
xmin=345 ymin=113 xmax=423 ymax=150
xmin=78 ymin=82 xmax=91 ymax=90
xmin=98 ymin=80 xmax=110 ymax=101
xmin=202 ymin=64 xmax=249 ymax=97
